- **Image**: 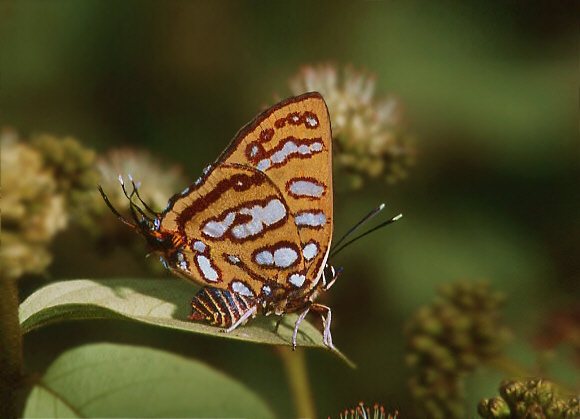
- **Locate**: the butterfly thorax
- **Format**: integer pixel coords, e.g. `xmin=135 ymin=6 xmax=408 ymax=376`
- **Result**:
xmin=265 ymin=281 xmax=319 ymax=316
xmin=148 ymin=230 xmax=183 ymax=259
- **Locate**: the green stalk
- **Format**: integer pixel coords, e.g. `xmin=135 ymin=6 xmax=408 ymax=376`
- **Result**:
xmin=0 ymin=277 xmax=25 ymax=418
xmin=277 ymin=346 xmax=316 ymax=418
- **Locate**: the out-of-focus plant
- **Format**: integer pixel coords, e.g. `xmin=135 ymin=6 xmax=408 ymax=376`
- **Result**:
xmin=288 ymin=63 xmax=414 ymax=190
xmin=404 ymin=281 xmax=511 ymax=418
xmin=331 ymin=402 xmax=398 ymax=419
xmin=478 ymin=378 xmax=580 ymax=419
xmin=1 ymin=129 xmax=99 ymax=280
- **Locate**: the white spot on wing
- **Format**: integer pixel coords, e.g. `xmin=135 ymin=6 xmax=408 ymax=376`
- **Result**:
xmin=232 ymin=281 xmax=254 ymax=297
xmin=203 ymin=212 xmax=236 ymax=238
xmin=305 ymin=116 xmax=318 ymax=127
xmin=272 ymin=141 xmax=298 ymax=164
xmin=257 ymin=159 xmax=270 ymax=171
xmin=256 ymin=139 xmax=322 ymax=170
xmin=310 ymin=142 xmax=323 ymax=152
xmin=261 ymin=199 xmax=286 ymax=224
xmin=262 ymin=285 xmax=271 ymax=295
xmin=271 ymin=151 xmax=284 ymax=164
xmin=285 ymin=140 xmax=299 ymax=153
xmin=250 ymin=145 xmax=259 ymax=157
xmin=227 ymin=255 xmax=240 ymax=264
xmin=196 ymin=255 xmax=219 ymax=282
xmin=232 ymin=199 xmax=286 ymax=239
xmin=232 ymin=221 xmax=260 ymax=239
xmin=255 ymin=250 xmax=274 ymax=266
xmin=302 ymin=242 xmax=318 ymax=260
xmin=273 ymin=247 xmax=298 ymax=268
xmin=289 ymin=273 xmax=306 ymax=287
xmin=289 ymin=180 xmax=324 ymax=197
xmin=295 ymin=212 xmax=326 ymax=227
xmin=193 ymin=240 xmax=206 ymax=252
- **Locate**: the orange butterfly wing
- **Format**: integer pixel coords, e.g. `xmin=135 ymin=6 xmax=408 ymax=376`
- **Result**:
xmin=220 ymin=93 xmax=333 ymax=289
xmin=159 ymin=93 xmax=333 ymax=300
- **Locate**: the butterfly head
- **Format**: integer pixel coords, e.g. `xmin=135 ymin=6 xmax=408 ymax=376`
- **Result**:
xmin=98 ymin=176 xmax=184 ymax=259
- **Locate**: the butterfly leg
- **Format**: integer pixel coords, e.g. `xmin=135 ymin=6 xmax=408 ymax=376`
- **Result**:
xmin=291 ymin=306 xmax=312 ymax=350
xmin=310 ymin=303 xmax=335 ymax=350
xmin=224 ymin=304 xmax=258 ymax=333
xmin=289 ymin=304 xmax=336 ymax=350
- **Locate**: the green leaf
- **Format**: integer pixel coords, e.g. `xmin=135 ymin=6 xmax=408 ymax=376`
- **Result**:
xmin=19 ymin=278 xmax=354 ymax=367
xmin=23 ymin=343 xmax=276 ymax=418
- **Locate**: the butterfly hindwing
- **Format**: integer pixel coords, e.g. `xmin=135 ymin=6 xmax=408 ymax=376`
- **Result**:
xmin=219 ymin=93 xmax=333 ymax=288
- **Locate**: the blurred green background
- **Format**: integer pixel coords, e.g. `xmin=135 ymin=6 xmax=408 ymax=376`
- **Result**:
xmin=3 ymin=1 xmax=577 ymax=417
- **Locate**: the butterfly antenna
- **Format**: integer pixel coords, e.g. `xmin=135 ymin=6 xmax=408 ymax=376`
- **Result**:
xmin=331 ymin=203 xmax=386 ymax=252
xmin=127 ymin=174 xmax=160 ymax=216
xmin=98 ymin=185 xmax=137 ymax=228
xmin=330 ymin=206 xmax=402 ymax=259
xmin=119 ymin=175 xmax=155 ymax=225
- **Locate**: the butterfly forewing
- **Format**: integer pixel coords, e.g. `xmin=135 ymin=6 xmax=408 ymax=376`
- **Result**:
xmin=219 ymin=93 xmax=333 ymax=289
xmin=160 ymin=164 xmax=308 ymax=299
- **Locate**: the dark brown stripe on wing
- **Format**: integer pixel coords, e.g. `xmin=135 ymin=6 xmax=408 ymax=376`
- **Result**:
xmin=174 ymin=170 xmax=268 ymax=237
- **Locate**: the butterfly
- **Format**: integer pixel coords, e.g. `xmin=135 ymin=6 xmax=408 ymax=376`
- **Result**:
xmin=99 ymin=92 xmax=338 ymax=349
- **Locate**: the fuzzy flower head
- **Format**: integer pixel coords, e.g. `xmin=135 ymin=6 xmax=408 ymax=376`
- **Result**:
xmin=1 ymin=129 xmax=85 ymax=279
xmin=30 ymin=133 xmax=100 ymax=229
xmin=289 ymin=64 xmax=414 ymax=190
xmin=2 ymin=129 xmax=102 ymax=279
xmin=96 ymin=148 xmax=190 ymax=274
xmin=97 ymin=148 xmax=189 ymax=215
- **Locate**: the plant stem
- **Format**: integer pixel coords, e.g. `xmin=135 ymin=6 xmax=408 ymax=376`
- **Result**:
xmin=0 ymin=277 xmax=24 ymax=419
xmin=277 ymin=346 xmax=316 ymax=419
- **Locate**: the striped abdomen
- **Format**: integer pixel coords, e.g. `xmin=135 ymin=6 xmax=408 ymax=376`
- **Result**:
xmin=189 ymin=287 xmax=258 ymax=328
